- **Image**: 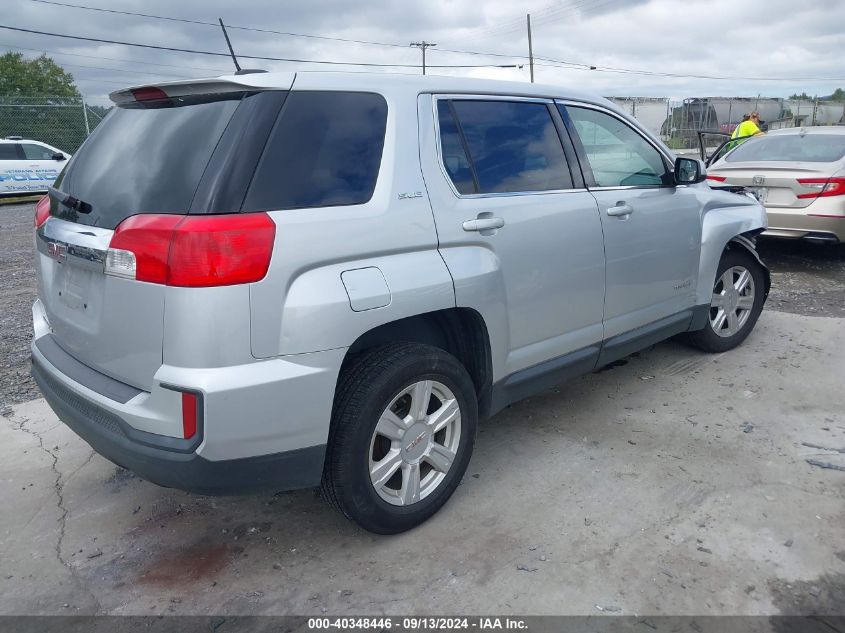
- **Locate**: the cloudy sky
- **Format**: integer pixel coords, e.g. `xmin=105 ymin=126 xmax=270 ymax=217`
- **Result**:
xmin=2 ymin=0 xmax=845 ymax=105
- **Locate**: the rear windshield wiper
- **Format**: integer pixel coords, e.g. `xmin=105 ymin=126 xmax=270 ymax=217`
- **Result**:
xmin=48 ymin=185 xmax=92 ymax=215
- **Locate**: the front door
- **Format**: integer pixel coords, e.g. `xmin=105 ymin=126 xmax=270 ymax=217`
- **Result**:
xmin=558 ymin=103 xmax=702 ymax=340
xmin=419 ymin=95 xmax=606 ymax=380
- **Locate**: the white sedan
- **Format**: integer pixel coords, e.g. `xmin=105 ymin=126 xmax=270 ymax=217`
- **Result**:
xmin=0 ymin=136 xmax=70 ymax=197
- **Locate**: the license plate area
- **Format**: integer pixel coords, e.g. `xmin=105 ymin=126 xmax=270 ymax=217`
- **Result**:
xmin=747 ymin=186 xmax=768 ymax=203
xmin=57 ymin=262 xmax=92 ymax=311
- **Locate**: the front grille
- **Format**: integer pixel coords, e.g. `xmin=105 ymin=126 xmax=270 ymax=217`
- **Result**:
xmin=33 ymin=360 xmax=127 ymax=438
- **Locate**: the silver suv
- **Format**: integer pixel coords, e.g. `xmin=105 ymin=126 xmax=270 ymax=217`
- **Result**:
xmin=31 ymin=72 xmax=769 ymax=534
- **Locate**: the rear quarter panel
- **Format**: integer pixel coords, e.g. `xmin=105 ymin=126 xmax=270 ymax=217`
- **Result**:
xmin=249 ymin=76 xmax=455 ymax=358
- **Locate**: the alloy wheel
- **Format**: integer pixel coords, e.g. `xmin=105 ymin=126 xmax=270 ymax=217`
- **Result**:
xmin=709 ymin=265 xmax=755 ymax=338
xmin=368 ymin=380 xmax=462 ymax=506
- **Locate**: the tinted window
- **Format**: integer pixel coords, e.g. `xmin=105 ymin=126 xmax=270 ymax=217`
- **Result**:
xmin=21 ymin=143 xmax=55 ymax=160
xmin=0 ymin=144 xmax=19 ymax=160
xmin=57 ymin=93 xmax=245 ymax=228
xmin=450 ymin=100 xmax=572 ymax=194
xmin=244 ymin=91 xmax=387 ymax=211
xmin=563 ymin=105 xmax=668 ymax=187
xmin=725 ymin=133 xmax=845 ymax=163
xmin=437 ymin=101 xmax=476 ymax=194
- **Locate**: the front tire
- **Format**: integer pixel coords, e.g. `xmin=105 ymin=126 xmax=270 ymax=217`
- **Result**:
xmin=686 ymin=248 xmax=766 ymax=353
xmin=321 ymin=343 xmax=477 ymax=534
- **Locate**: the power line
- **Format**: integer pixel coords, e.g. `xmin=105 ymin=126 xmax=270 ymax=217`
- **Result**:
xmin=533 ymin=58 xmax=845 ymax=82
xmin=28 ymin=0 xmax=413 ymax=50
xmin=8 ymin=7 xmax=844 ymax=84
xmin=0 ymin=24 xmax=521 ymax=69
xmin=1 ymin=42 xmax=229 ymax=73
xmin=2 ymin=45 xmax=221 ymax=79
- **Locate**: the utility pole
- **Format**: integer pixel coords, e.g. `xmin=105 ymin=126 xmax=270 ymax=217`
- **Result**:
xmin=410 ymin=41 xmax=436 ymax=75
xmin=526 ymin=14 xmax=534 ymax=83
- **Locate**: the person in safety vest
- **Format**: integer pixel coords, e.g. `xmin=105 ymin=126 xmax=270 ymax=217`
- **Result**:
xmin=728 ymin=111 xmax=764 ymax=150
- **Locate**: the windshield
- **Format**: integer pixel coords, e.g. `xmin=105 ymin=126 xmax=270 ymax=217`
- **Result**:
xmin=725 ymin=133 xmax=845 ymax=163
xmin=55 ymin=92 xmax=246 ymax=228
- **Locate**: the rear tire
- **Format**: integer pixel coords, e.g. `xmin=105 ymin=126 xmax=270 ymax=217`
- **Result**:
xmin=321 ymin=343 xmax=477 ymax=534
xmin=686 ymin=248 xmax=766 ymax=353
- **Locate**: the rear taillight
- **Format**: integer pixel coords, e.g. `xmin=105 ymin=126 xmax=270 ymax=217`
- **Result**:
xmin=106 ymin=213 xmax=276 ymax=287
xmin=34 ymin=195 xmax=50 ymax=228
xmin=797 ymin=177 xmax=845 ymax=199
xmin=706 ymin=175 xmax=727 ymax=182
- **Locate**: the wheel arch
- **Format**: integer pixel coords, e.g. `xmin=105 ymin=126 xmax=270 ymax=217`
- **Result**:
xmin=727 ymin=232 xmax=771 ymax=299
xmin=343 ymin=308 xmax=494 ymax=417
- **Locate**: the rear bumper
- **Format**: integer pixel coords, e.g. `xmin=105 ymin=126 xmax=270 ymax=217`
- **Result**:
xmin=32 ymin=356 xmax=325 ymax=495
xmin=764 ymin=207 xmax=844 ymax=242
xmin=30 ymin=299 xmax=346 ymax=495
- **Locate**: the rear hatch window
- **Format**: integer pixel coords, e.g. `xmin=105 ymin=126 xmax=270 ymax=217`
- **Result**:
xmin=54 ymin=93 xmax=246 ymax=229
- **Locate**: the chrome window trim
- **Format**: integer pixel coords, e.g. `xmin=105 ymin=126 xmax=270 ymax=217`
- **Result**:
xmin=554 ymin=99 xmax=676 ymax=187
xmin=431 ymin=94 xmax=586 ymax=200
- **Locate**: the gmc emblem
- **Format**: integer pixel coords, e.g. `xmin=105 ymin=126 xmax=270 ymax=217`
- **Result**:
xmin=46 ymin=241 xmax=67 ymax=262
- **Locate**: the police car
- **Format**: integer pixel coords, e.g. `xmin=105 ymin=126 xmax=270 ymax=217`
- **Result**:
xmin=0 ymin=136 xmax=70 ymax=197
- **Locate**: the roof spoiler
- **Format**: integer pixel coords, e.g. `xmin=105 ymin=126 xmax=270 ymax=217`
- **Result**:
xmin=109 ymin=72 xmax=293 ymax=105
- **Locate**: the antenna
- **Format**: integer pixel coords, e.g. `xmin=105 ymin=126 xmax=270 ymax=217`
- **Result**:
xmin=218 ymin=18 xmax=241 ymax=73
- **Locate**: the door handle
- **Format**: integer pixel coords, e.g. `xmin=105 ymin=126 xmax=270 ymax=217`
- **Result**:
xmin=606 ymin=203 xmax=634 ymax=218
xmin=462 ymin=217 xmax=505 ymax=232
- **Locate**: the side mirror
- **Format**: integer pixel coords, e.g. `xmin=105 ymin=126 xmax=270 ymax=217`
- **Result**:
xmin=674 ymin=156 xmax=705 ymax=184
xmin=52 ymin=153 xmax=66 ymax=161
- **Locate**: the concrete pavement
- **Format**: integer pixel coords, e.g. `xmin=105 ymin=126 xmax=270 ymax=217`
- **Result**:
xmin=1 ymin=310 xmax=843 ymax=616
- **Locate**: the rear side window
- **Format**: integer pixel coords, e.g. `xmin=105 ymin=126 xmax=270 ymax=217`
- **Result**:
xmin=56 ymin=93 xmax=245 ymax=229
xmin=21 ymin=143 xmax=55 ymax=160
xmin=441 ymin=99 xmax=573 ymax=194
xmin=725 ymin=134 xmax=845 ymax=163
xmin=0 ymin=144 xmax=20 ymax=160
xmin=243 ymin=91 xmax=387 ymax=211
xmin=437 ymin=101 xmax=476 ymax=195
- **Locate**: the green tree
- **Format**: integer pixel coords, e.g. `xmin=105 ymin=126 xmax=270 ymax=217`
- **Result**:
xmin=830 ymin=88 xmax=845 ymax=102
xmin=0 ymin=52 xmax=88 ymax=152
xmin=0 ymin=51 xmax=79 ymax=97
xmin=789 ymin=92 xmax=812 ymax=100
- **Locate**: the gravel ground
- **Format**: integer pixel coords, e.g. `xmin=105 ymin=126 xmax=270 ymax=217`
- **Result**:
xmin=0 ymin=201 xmax=39 ymax=414
xmin=1 ymin=200 xmax=843 ymax=411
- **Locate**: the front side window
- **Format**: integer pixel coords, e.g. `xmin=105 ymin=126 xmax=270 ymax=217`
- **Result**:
xmin=21 ymin=143 xmax=56 ymax=160
xmin=244 ymin=91 xmax=388 ymax=211
xmin=563 ymin=105 xmax=668 ymax=187
xmin=439 ymin=99 xmax=573 ymax=194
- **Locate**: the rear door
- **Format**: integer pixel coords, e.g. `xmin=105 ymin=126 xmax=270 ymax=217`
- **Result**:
xmin=421 ymin=95 xmax=606 ymax=378
xmin=36 ymin=90 xmax=263 ymax=390
xmin=558 ymin=102 xmax=702 ymax=339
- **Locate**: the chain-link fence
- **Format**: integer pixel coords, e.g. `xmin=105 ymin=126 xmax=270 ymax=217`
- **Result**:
xmin=0 ymin=96 xmax=107 ymax=154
